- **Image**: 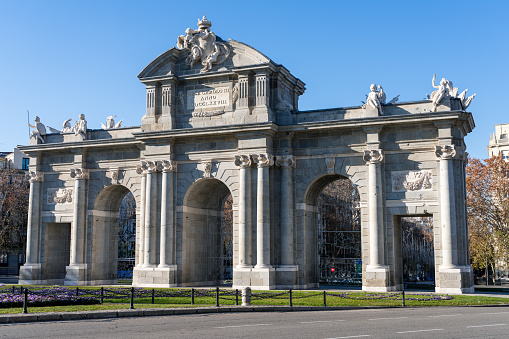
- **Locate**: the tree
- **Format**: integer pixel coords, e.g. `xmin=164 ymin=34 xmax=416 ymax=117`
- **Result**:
xmin=466 ymin=154 xmax=509 ymax=281
xmin=0 ymin=169 xmax=29 ymax=253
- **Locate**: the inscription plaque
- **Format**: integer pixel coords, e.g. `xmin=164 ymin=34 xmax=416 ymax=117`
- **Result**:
xmin=187 ymin=87 xmax=230 ymax=110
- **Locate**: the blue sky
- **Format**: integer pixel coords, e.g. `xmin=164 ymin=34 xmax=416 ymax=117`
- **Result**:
xmin=0 ymin=0 xmax=507 ymax=160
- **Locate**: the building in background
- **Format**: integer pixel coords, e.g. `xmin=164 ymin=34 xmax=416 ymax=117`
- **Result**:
xmin=488 ymin=123 xmax=509 ymax=160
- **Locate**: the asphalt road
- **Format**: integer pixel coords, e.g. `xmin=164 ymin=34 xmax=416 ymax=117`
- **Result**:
xmin=1 ymin=306 xmax=509 ymax=338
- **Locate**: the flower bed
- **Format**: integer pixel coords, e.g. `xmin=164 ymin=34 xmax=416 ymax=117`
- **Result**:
xmin=0 ymin=287 xmax=99 ymax=308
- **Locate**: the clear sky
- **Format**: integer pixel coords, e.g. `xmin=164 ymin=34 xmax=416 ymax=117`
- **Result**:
xmin=0 ymin=0 xmax=507 ymax=160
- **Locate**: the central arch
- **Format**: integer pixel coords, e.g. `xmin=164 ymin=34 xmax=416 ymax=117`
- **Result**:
xmin=182 ymin=178 xmax=233 ymax=286
xmin=304 ymin=174 xmax=361 ymax=287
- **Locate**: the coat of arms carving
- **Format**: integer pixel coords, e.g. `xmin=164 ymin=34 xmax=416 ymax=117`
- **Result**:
xmin=177 ymin=15 xmax=231 ymax=73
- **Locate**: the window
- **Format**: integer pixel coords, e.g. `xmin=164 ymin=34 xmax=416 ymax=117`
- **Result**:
xmin=22 ymin=158 xmax=29 ymax=170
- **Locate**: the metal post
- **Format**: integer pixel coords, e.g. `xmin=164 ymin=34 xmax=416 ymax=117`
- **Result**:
xmin=289 ymin=289 xmax=293 ymax=307
xmin=216 ymin=287 xmax=220 ymax=307
xmin=130 ymin=287 xmax=134 ymax=309
xmin=19 ymin=285 xmax=22 ymax=295
xmin=76 ymin=287 xmax=79 ymax=296
xmin=191 ymin=288 xmax=195 ymax=305
xmin=323 ymin=291 xmax=327 ymax=307
xmin=23 ymin=288 xmax=28 ymax=314
xmin=100 ymin=287 xmax=104 ymax=304
xmin=402 ymin=290 xmax=405 ymax=307
xmin=152 ymin=289 xmax=155 ymax=304
xmin=12 ymin=286 xmax=15 ymax=294
xmin=235 ymin=289 xmax=239 ymax=306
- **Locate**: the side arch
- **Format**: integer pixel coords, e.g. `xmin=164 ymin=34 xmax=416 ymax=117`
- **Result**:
xmin=91 ymin=184 xmax=135 ymax=284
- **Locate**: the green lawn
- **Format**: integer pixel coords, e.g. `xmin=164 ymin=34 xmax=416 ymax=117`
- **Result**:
xmin=0 ymin=285 xmax=508 ymax=315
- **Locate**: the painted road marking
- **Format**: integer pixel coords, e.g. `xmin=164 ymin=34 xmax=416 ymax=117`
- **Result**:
xmin=326 ymin=335 xmax=370 ymax=339
xmin=481 ymin=312 xmax=509 ymax=315
xmin=368 ymin=317 xmax=408 ymax=321
xmin=428 ymin=314 xmax=462 ymax=318
xmin=215 ymin=323 xmax=272 ymax=329
xmin=300 ymin=320 xmax=346 ymax=324
xmin=467 ymin=324 xmax=506 ymax=328
xmin=396 ymin=329 xmax=443 ymax=334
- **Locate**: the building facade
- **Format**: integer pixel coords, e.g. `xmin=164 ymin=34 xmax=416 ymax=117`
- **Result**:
xmin=488 ymin=123 xmax=509 ymax=159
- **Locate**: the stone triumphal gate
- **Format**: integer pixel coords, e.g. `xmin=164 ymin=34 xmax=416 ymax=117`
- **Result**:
xmin=19 ymin=17 xmax=476 ymax=293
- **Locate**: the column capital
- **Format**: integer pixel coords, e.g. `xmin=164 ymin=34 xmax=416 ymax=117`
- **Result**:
xmin=435 ymin=145 xmax=456 ymax=160
xmin=363 ymin=149 xmax=384 ymax=164
xmin=253 ymin=153 xmax=274 ymax=167
xmin=161 ymin=160 xmax=176 ymax=172
xmin=27 ymin=171 xmax=43 ymax=182
xmin=70 ymin=168 xmax=89 ymax=179
xmin=275 ymin=155 xmax=295 ymax=168
xmin=235 ymin=154 xmax=252 ymax=168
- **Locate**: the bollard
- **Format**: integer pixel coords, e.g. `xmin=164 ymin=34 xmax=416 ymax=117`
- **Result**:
xmin=152 ymin=289 xmax=155 ymax=304
xmin=402 ymin=290 xmax=405 ymax=307
xmin=235 ymin=289 xmax=239 ymax=306
xmin=100 ymin=287 xmax=104 ymax=304
xmin=23 ymin=288 xmax=28 ymax=314
xmin=191 ymin=288 xmax=195 ymax=305
xmin=242 ymin=287 xmax=251 ymax=306
xmin=289 ymin=289 xmax=293 ymax=307
xmin=323 ymin=291 xmax=327 ymax=307
xmin=216 ymin=287 xmax=220 ymax=307
xmin=76 ymin=287 xmax=79 ymax=296
xmin=12 ymin=286 xmax=15 ymax=294
xmin=130 ymin=287 xmax=134 ymax=309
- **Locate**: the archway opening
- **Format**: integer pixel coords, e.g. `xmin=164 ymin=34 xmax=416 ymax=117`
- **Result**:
xmin=316 ymin=177 xmax=361 ymax=286
xmin=118 ymin=192 xmax=136 ymax=282
xmin=91 ymin=184 xmax=135 ymax=285
xmin=400 ymin=216 xmax=435 ymax=288
xmin=182 ymin=179 xmax=233 ymax=286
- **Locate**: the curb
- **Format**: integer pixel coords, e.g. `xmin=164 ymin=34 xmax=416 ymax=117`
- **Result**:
xmin=0 ymin=305 xmax=392 ymax=324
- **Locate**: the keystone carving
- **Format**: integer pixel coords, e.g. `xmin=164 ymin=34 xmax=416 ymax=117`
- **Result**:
xmin=202 ymin=160 xmax=212 ymax=178
xmin=325 ymin=157 xmax=335 ymax=174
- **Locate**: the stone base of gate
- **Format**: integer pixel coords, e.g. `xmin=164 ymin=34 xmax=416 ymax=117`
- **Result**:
xmin=435 ymin=265 xmax=475 ymax=294
xmin=64 ymin=264 xmax=89 ymax=286
xmin=132 ymin=265 xmax=178 ymax=287
xmin=363 ymin=265 xmax=393 ymax=292
xmin=18 ymin=263 xmax=43 ymax=284
xmin=232 ymin=266 xmax=276 ymax=290
xmin=275 ymin=265 xmax=298 ymax=289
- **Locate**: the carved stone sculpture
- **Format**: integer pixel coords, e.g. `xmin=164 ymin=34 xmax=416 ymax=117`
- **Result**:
xmin=161 ymin=160 xmax=176 ymax=172
xmin=70 ymin=168 xmax=89 ymax=179
xmin=28 ymin=116 xmax=46 ymax=144
xmin=61 ymin=119 xmax=73 ymax=133
xmin=234 ymin=155 xmax=252 ymax=168
xmin=101 ymin=116 xmax=123 ymax=130
xmin=177 ymin=91 xmax=185 ymax=106
xmin=363 ymin=149 xmax=384 ymax=164
xmin=176 ymin=15 xmax=231 ymax=73
xmin=73 ymin=114 xmax=87 ymax=140
xmin=391 ymin=170 xmax=432 ymax=192
xmin=48 ymin=188 xmax=73 ymax=204
xmin=429 ymin=74 xmax=476 ymax=112
xmin=253 ymin=153 xmax=275 ymax=167
xmin=276 ymin=155 xmax=295 ymax=168
xmin=27 ymin=171 xmax=42 ymax=182
xmin=435 ymin=145 xmax=456 ymax=160
xmin=325 ymin=157 xmax=335 ymax=174
xmin=363 ymin=84 xmax=386 ymax=115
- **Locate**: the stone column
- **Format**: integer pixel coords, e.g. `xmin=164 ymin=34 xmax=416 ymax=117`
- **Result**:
xmin=159 ymin=160 xmax=176 ymax=267
xmin=255 ymin=72 xmax=269 ymax=107
xmin=253 ymin=153 xmax=274 ymax=268
xmin=364 ymin=150 xmax=384 ymax=268
xmin=435 ymin=145 xmax=457 ymax=268
xmin=158 ymin=79 xmax=176 ymax=130
xmin=136 ymin=164 xmax=147 ymax=267
xmin=25 ymin=171 xmax=43 ymax=265
xmin=238 ymin=75 xmax=249 ymax=109
xmin=69 ymin=168 xmax=88 ymax=266
xmin=235 ymin=155 xmax=252 ymax=268
xmin=275 ymin=155 xmax=295 ymax=266
xmin=143 ymin=161 xmax=159 ymax=267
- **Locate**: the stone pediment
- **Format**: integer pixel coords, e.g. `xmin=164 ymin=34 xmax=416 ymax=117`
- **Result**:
xmin=138 ymin=39 xmax=272 ymax=80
